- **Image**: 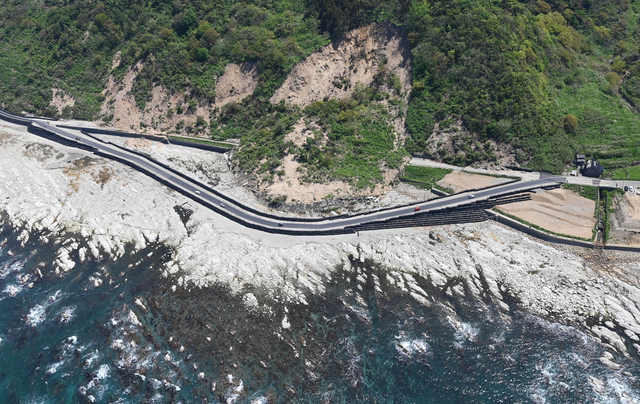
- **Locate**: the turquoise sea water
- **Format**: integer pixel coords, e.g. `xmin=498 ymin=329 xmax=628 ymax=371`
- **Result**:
xmin=0 ymin=223 xmax=639 ymax=403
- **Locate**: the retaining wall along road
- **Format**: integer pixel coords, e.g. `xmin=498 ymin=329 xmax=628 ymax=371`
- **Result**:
xmin=4 ymin=108 xmax=639 ymax=248
xmin=80 ymin=130 xmax=354 ymax=223
xmin=60 ymin=125 xmax=231 ymax=153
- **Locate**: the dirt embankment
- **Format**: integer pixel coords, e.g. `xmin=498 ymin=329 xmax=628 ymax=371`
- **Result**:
xmin=437 ymin=171 xmax=513 ymax=193
xmin=271 ymin=21 xmax=412 ymax=109
xmin=264 ymin=21 xmax=413 ymax=203
xmin=609 ymin=192 xmax=640 ymax=246
xmin=98 ymin=59 xmax=258 ymax=137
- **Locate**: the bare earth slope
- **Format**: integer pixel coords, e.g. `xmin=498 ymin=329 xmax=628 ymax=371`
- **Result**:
xmin=99 ymin=60 xmax=259 ymax=136
xmin=263 ymin=21 xmax=413 ymax=203
xmin=271 ymin=21 xmax=412 ymax=109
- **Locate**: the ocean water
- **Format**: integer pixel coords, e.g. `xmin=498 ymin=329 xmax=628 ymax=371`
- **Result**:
xmin=0 ymin=224 xmax=639 ymax=403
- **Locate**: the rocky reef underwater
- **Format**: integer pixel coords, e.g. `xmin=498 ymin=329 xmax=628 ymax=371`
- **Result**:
xmin=1 ymin=221 xmax=640 ymax=403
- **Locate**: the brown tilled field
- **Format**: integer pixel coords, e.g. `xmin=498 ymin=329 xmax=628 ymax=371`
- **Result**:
xmin=497 ymin=188 xmax=596 ymax=239
xmin=437 ymin=171 xmax=513 ymax=193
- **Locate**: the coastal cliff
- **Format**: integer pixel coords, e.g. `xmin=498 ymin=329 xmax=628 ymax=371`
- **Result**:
xmin=2 ymin=120 xmax=640 ymax=373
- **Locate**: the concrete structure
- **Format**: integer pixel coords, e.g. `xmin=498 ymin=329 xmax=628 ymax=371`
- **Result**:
xmin=582 ymin=159 xmax=604 ymax=178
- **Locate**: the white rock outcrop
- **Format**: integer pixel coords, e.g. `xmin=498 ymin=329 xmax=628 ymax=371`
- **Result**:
xmin=2 ymin=120 xmax=640 ymax=359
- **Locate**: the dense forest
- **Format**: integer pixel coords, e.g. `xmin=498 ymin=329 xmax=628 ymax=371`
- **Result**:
xmin=2 ymin=0 xmax=640 ymax=182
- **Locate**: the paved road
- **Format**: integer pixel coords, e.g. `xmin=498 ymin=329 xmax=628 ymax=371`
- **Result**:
xmin=409 ymin=157 xmax=541 ymax=182
xmin=411 ymin=156 xmax=640 ymax=190
xmin=1 ymin=110 xmax=564 ymax=232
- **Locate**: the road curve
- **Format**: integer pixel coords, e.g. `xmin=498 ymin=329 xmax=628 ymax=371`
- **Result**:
xmin=0 ymin=109 xmax=564 ymax=234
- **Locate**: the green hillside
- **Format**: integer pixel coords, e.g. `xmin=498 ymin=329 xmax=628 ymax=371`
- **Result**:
xmin=2 ymin=0 xmax=640 ymax=178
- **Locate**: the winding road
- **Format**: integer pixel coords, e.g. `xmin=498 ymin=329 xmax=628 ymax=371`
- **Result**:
xmin=0 ymin=109 xmax=565 ymax=234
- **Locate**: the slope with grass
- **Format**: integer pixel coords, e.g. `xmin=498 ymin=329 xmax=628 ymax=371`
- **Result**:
xmin=3 ymin=0 xmax=640 ymax=189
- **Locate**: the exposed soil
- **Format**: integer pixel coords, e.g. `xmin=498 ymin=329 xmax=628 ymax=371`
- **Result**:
xmin=263 ymin=22 xmax=412 ymax=202
xmin=608 ymin=192 xmax=640 ymax=246
xmin=437 ymin=171 xmax=513 ymax=193
xmin=124 ymin=137 xmax=163 ymax=150
xmin=214 ymin=62 xmax=259 ymax=107
xmin=271 ymin=20 xmax=412 ymax=112
xmin=49 ymin=88 xmax=76 ymax=115
xmin=497 ymin=188 xmax=596 ymax=239
xmin=98 ymin=60 xmax=258 ymax=138
xmin=265 ymin=118 xmax=354 ymax=203
xmin=111 ymin=50 xmax=122 ymax=70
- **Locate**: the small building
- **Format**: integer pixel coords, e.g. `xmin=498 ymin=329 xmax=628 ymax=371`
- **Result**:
xmin=575 ymin=153 xmax=586 ymax=166
xmin=582 ymin=159 xmax=604 ymax=178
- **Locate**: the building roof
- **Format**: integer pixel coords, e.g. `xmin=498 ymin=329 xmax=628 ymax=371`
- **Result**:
xmin=583 ymin=159 xmax=604 ymax=177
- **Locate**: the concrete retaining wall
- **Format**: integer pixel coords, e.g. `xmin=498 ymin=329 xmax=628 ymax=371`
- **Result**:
xmin=60 ymin=125 xmax=230 ymax=153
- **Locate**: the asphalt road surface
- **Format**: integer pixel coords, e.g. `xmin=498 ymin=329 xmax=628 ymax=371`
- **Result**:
xmin=1 ymin=109 xmax=564 ymax=232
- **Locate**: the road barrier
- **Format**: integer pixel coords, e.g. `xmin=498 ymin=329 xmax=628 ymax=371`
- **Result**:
xmin=80 ymin=130 xmax=355 ymax=223
xmin=10 ymin=110 xmax=638 ymax=246
xmin=0 ymin=109 xmax=32 ymax=126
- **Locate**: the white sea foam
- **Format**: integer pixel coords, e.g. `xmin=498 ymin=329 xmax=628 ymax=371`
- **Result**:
xmin=4 ymin=283 xmax=22 ymax=298
xmin=528 ymin=388 xmax=548 ymax=404
xmin=250 ymin=398 xmax=268 ymax=404
xmin=83 ymin=350 xmax=100 ymax=368
xmin=148 ymin=392 xmax=164 ymax=403
xmin=46 ymin=361 xmax=64 ymax=375
xmin=602 ymin=376 xmax=640 ymax=404
xmin=48 ymin=290 xmax=63 ymax=303
xmin=447 ymin=316 xmax=479 ymax=346
xmin=25 ymin=290 xmax=66 ymax=327
xmin=96 ymin=364 xmax=110 ymax=380
xmin=26 ymin=304 xmax=47 ymax=326
xmin=0 ymin=259 xmax=25 ymax=279
xmin=226 ymin=393 xmax=240 ymax=403
xmin=57 ymin=306 xmax=76 ymax=324
xmin=149 ymin=378 xmax=163 ymax=390
xmin=395 ymin=338 xmax=431 ymax=358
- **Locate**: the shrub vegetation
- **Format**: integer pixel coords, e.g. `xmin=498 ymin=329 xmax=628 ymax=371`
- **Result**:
xmin=2 ymin=0 xmax=640 ymax=180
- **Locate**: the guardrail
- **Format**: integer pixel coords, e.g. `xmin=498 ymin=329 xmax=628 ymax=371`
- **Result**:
xmin=8 ymin=109 xmax=636 ymax=245
xmin=0 ymin=109 xmax=32 ymax=126
xmin=80 ymin=130 xmax=354 ymax=223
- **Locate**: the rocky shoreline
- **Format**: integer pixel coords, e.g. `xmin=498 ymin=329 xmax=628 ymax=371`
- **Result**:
xmin=2 ymin=120 xmax=640 ymax=373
